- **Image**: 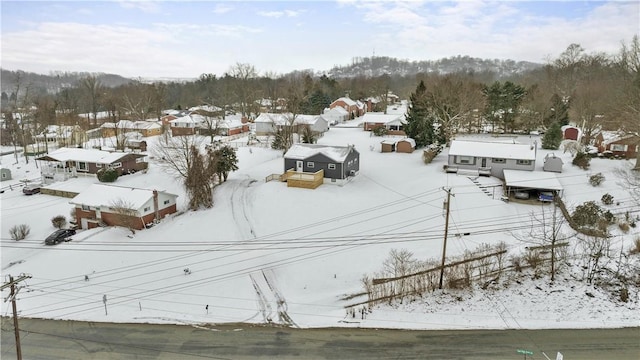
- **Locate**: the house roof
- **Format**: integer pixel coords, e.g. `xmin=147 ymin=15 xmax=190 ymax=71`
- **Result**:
xmin=361 ymin=113 xmax=406 ymax=125
xmin=504 ymin=169 xmax=564 ymax=191
xmin=69 ymin=184 xmax=177 ymax=210
xmin=170 ymin=114 xmax=206 ymax=125
xmin=448 ymin=140 xmax=536 ymax=160
xmin=324 ymin=107 xmax=349 ymax=115
xmin=284 ymin=144 xmax=356 ymax=163
xmin=36 ymin=147 xmax=143 ymax=164
xmin=332 ymin=97 xmax=357 ymax=107
xmin=101 ymin=120 xmax=161 ymax=130
xmin=254 ymin=113 xmax=324 ymax=126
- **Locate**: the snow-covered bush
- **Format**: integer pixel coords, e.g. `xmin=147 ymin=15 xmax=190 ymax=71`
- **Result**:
xmin=572 ymin=151 xmax=590 ymax=170
xmin=601 ymin=193 xmax=614 ymax=205
xmin=589 ymin=172 xmax=605 ymax=186
xmin=9 ymin=224 xmax=30 ymax=241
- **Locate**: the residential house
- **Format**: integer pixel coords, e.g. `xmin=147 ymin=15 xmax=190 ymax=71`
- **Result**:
xmin=446 ymin=140 xmax=536 ymax=179
xmin=69 ymin=184 xmax=178 ymax=230
xmin=594 ymin=131 xmax=639 ymax=159
xmin=284 ymin=144 xmax=360 ymax=184
xmin=254 ymin=113 xmax=328 ymax=136
xmin=36 ymin=147 xmax=148 ymax=184
xmin=101 ymin=120 xmax=162 ymax=138
xmin=329 ymin=97 xmax=363 ymax=119
xmin=35 ymin=125 xmax=87 ymax=148
xmin=396 ymin=138 xmax=416 ymax=153
xmin=543 ymin=153 xmax=563 ymax=173
xmin=198 ymin=116 xmax=250 ymax=137
xmin=361 ymin=113 xmax=407 ymax=135
xmin=322 ymin=107 xmax=349 ymax=125
xmin=169 ymin=114 xmax=206 ymax=136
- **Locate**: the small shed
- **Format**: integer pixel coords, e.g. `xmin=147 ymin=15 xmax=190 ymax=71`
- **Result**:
xmin=397 ymin=138 xmax=416 ymax=153
xmin=381 ymin=139 xmax=396 ymax=153
xmin=0 ymin=167 xmax=11 ymax=181
xmin=562 ymin=125 xmax=580 ymax=141
xmin=543 ymin=153 xmax=563 ymax=173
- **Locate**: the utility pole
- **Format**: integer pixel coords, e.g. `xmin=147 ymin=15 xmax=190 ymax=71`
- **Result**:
xmin=2 ymin=274 xmax=32 ymax=360
xmin=439 ymin=188 xmax=454 ymax=289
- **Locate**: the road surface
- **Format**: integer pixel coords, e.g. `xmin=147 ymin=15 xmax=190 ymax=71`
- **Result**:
xmin=1 ymin=317 xmax=638 ymax=359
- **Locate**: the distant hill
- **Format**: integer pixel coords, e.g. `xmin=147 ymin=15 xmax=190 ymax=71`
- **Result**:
xmin=325 ymin=55 xmax=543 ymax=78
xmin=0 ymin=69 xmax=132 ymax=96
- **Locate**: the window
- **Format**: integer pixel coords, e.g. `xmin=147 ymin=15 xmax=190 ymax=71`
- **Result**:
xmin=516 ymin=159 xmax=532 ymax=165
xmin=307 ymin=162 xmax=314 ymax=168
xmin=492 ymin=158 xmax=506 ymax=164
xmin=81 ymin=205 xmax=90 ymax=211
xmin=456 ymin=156 xmax=474 ymax=165
xmin=111 ymin=162 xmax=122 ymax=168
xmin=76 ymin=161 xmax=88 ymax=171
xmin=136 ymin=157 xmax=146 ymax=163
xmin=96 ymin=163 xmax=103 ymax=168
xmin=611 ymin=144 xmax=627 ymax=152
xmin=163 ymin=199 xmax=170 ymax=205
xmin=328 ymin=163 xmax=336 ymax=170
xmin=144 ymin=206 xmax=151 ymax=212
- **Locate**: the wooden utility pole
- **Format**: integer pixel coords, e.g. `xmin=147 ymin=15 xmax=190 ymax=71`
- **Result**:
xmin=1 ymin=274 xmax=32 ymax=360
xmin=439 ymin=188 xmax=454 ymax=289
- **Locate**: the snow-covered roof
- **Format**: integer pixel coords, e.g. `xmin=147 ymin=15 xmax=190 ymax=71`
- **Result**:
xmin=101 ymin=120 xmax=161 ymax=130
xmin=448 ymin=140 xmax=536 ymax=160
xmin=332 ymin=97 xmax=357 ymax=107
xmin=170 ymin=114 xmax=206 ymax=125
xmin=254 ymin=113 xmax=323 ymax=126
xmin=398 ymin=138 xmax=416 ymax=147
xmin=37 ymin=147 xmax=141 ymax=164
xmin=381 ymin=139 xmax=397 ymax=145
xmin=361 ymin=113 xmax=406 ymax=124
xmin=284 ymin=144 xmax=355 ymax=162
xmin=504 ymin=169 xmax=564 ymax=191
xmin=189 ymin=105 xmax=222 ymax=113
xmin=69 ymin=184 xmax=177 ymax=210
xmin=324 ymin=107 xmax=349 ymax=115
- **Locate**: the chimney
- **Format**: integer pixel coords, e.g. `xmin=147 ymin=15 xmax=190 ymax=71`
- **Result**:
xmin=152 ymin=190 xmax=159 ymax=221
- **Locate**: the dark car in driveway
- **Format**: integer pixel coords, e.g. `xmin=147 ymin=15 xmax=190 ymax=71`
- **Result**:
xmin=45 ymin=229 xmax=76 ymax=245
xmin=23 ymin=183 xmax=42 ymax=195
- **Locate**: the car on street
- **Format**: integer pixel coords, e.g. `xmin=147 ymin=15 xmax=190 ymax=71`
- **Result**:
xmin=45 ymin=229 xmax=76 ymax=245
xmin=23 ymin=183 xmax=42 ymax=195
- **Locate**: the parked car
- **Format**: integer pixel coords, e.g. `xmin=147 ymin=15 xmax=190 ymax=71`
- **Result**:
xmin=45 ymin=229 xmax=76 ymax=245
xmin=514 ymin=191 xmax=530 ymax=200
xmin=538 ymin=191 xmax=554 ymax=202
xmin=22 ymin=183 xmax=42 ymax=195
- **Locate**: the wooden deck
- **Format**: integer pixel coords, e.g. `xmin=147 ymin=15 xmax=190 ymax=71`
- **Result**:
xmin=284 ymin=169 xmax=324 ymax=189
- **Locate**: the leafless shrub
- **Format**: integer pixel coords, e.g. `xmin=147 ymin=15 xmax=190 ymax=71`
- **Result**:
xmin=630 ymin=237 xmax=640 ymax=255
xmin=51 ymin=215 xmax=67 ymax=229
xmin=510 ymin=255 xmax=523 ymax=272
xmin=619 ymin=222 xmax=630 ymax=233
xmin=9 ymin=224 xmax=30 ymax=241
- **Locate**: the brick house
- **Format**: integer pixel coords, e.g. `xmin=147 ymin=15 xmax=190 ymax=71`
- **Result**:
xmin=70 ymin=184 xmax=178 ymax=230
xmin=101 ymin=120 xmax=162 ymax=138
xmin=361 ymin=113 xmax=407 ymax=135
xmin=169 ymin=114 xmax=205 ymax=136
xmin=36 ymin=147 xmax=148 ymax=184
xmin=594 ymin=132 xmax=639 ymax=159
xmin=330 ymin=97 xmax=363 ymax=119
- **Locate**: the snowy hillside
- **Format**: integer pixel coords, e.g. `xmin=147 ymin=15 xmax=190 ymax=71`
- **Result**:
xmin=1 ymin=124 xmax=638 ymax=330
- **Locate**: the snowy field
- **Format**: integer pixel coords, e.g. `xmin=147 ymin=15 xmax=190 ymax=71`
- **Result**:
xmin=1 ymin=124 xmax=639 ymax=330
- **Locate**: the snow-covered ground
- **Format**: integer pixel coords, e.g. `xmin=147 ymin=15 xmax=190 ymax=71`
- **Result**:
xmin=1 ymin=122 xmax=639 ymax=330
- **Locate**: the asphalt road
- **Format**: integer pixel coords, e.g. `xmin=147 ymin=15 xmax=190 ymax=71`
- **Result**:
xmin=1 ymin=317 xmax=639 ymax=360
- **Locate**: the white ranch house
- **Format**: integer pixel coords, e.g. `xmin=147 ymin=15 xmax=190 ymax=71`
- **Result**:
xmin=446 ymin=140 xmax=536 ymax=179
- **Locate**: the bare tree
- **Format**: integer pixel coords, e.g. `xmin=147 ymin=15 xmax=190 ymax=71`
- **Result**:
xmin=229 ymin=63 xmax=258 ymax=118
xmin=515 ymin=203 xmax=573 ymax=281
xmin=80 ymin=75 xmax=103 ymax=127
xmin=613 ymin=35 xmax=640 ymax=169
xmin=110 ymin=198 xmax=142 ymax=234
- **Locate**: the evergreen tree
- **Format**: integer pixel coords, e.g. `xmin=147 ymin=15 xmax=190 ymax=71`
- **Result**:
xmin=185 ymin=145 xmax=213 ymax=210
xmin=542 ymin=122 xmax=563 ymax=149
xmin=482 ymin=81 xmax=526 ymax=133
xmin=544 ymin=93 xmax=570 ymax=128
xmin=404 ymin=80 xmax=436 ymax=147
xmin=212 ymin=145 xmax=239 ymax=183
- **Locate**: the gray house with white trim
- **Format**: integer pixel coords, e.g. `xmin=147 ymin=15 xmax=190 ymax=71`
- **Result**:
xmin=446 ymin=140 xmax=536 ymax=179
xmin=284 ymin=144 xmax=359 ymax=183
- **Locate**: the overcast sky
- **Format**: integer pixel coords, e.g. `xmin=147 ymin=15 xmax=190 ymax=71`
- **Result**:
xmin=1 ymin=1 xmax=638 ymax=79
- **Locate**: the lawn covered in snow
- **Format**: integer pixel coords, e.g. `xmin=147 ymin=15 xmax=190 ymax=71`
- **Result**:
xmin=1 ymin=125 xmax=638 ymax=330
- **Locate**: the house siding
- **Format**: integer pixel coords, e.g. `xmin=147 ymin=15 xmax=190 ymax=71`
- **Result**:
xmin=447 ymin=155 xmax=534 ymax=179
xmin=284 ymin=147 xmax=360 ymax=180
xmin=74 ymin=200 xmax=177 ymax=230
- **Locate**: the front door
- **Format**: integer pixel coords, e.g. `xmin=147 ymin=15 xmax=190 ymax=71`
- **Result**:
xmin=296 ymin=160 xmax=303 ymax=172
xmin=481 ymin=158 xmax=486 ymax=168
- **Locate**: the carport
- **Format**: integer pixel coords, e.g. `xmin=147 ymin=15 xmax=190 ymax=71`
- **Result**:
xmin=503 ymin=169 xmax=564 ymax=201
